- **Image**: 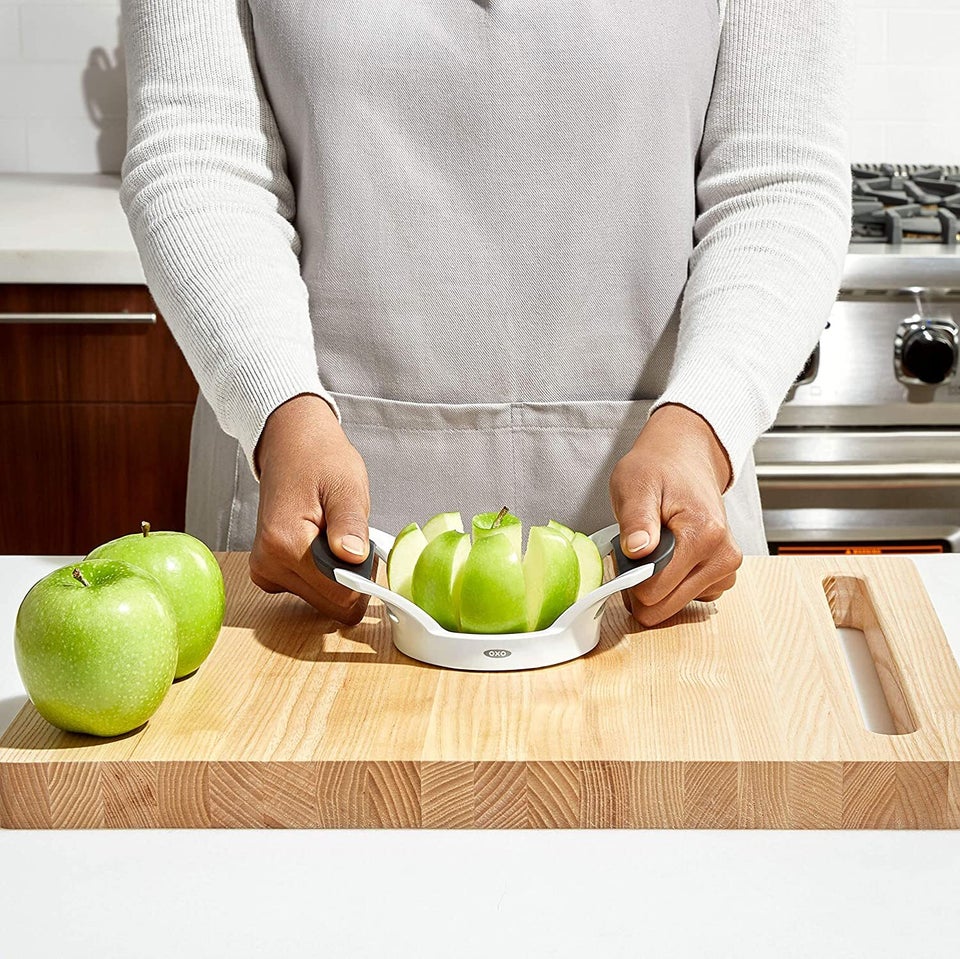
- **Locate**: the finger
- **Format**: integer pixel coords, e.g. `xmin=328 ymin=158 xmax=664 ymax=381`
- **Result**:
xmin=628 ymin=520 xmax=702 ymax=607
xmin=628 ymin=560 xmax=718 ymax=626
xmin=290 ymin=521 xmax=373 ymax=624
xmin=696 ymin=571 xmax=737 ymax=602
xmin=630 ymin=557 xmax=740 ymax=627
xmin=249 ymin=567 xmax=284 ymax=594
xmin=630 ymin=514 xmax=733 ymax=607
xmin=251 ymin=519 xmax=370 ymax=621
xmin=284 ymin=564 xmax=371 ymax=626
xmin=321 ymin=476 xmax=371 ymax=564
xmin=250 ymin=542 xmax=370 ymax=625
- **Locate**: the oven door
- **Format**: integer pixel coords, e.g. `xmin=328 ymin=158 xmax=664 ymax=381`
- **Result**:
xmin=756 ymin=430 xmax=960 ymax=554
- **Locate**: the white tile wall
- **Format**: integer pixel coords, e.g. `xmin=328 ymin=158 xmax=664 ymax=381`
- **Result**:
xmin=0 ymin=0 xmax=957 ymax=174
xmin=846 ymin=0 xmax=960 ymax=166
xmin=0 ymin=7 xmax=20 ymax=61
xmin=0 ymin=1 xmax=124 ymax=173
xmin=19 ymin=4 xmax=119 ymax=60
xmin=0 ymin=116 xmax=27 ymax=170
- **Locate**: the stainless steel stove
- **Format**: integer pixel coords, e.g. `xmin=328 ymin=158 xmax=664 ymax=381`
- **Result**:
xmin=758 ymin=164 xmax=960 ymax=554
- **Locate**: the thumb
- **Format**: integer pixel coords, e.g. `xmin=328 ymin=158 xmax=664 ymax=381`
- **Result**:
xmin=612 ymin=491 xmax=662 ymax=561
xmin=619 ymin=516 xmax=661 ymax=561
xmin=322 ymin=480 xmax=371 ymax=564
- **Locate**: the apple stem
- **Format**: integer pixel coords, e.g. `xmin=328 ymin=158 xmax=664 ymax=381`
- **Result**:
xmin=141 ymin=521 xmax=150 ymax=537
xmin=492 ymin=507 xmax=510 ymax=529
xmin=72 ymin=568 xmax=91 ymax=588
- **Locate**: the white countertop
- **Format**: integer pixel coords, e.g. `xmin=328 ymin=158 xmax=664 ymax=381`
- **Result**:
xmin=0 ymin=174 xmax=145 ymax=285
xmin=2 ymin=554 xmax=960 ymax=957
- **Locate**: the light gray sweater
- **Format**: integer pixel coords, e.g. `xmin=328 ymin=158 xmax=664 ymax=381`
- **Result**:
xmin=119 ymin=0 xmax=851 ymax=484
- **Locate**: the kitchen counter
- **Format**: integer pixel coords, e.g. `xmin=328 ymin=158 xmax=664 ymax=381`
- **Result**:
xmin=0 ymin=174 xmax=144 ymax=285
xmin=2 ymin=554 xmax=959 ymax=957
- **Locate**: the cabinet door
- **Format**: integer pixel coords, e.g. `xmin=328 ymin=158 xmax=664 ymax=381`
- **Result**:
xmin=0 ymin=404 xmax=194 ymax=555
xmin=0 ymin=284 xmax=199 ymax=554
xmin=0 ymin=284 xmax=196 ymax=403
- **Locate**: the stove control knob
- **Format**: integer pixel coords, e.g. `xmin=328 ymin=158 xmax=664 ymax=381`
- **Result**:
xmin=895 ymin=317 xmax=959 ymax=386
xmin=903 ymin=329 xmax=955 ymax=384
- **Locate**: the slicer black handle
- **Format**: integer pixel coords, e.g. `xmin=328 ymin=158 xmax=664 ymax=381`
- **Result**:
xmin=612 ymin=527 xmax=675 ymax=579
xmin=310 ymin=531 xmax=377 ymax=583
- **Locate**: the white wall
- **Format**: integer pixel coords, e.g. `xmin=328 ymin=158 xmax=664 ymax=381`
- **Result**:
xmin=0 ymin=1 xmax=125 ymax=173
xmin=0 ymin=0 xmax=958 ymax=174
xmin=850 ymin=0 xmax=960 ymax=166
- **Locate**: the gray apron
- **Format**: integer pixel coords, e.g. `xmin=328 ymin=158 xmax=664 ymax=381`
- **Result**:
xmin=186 ymin=391 xmax=767 ymax=555
xmin=185 ymin=0 xmax=768 ymax=556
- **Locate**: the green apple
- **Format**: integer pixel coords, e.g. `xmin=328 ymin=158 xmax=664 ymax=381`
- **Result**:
xmin=411 ymin=530 xmax=471 ymax=631
xmin=458 ymin=531 xmax=528 ymax=634
xmin=86 ymin=522 xmax=225 ymax=679
xmin=14 ymin=560 xmax=178 ymax=737
xmin=524 ymin=525 xmax=580 ymax=630
xmin=547 ymin=519 xmax=575 ymax=542
xmin=472 ymin=508 xmax=523 ymax=554
xmin=387 ymin=522 xmax=428 ymax=600
xmin=422 ymin=511 xmax=464 ymax=541
xmin=399 ymin=509 xmax=599 ymax=635
xmin=571 ymin=531 xmax=603 ymax=599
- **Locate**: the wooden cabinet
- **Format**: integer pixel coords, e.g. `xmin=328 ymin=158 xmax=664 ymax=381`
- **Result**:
xmin=0 ymin=284 xmax=198 ymax=554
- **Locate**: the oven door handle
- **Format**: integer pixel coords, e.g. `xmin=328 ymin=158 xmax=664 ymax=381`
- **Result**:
xmin=756 ymin=462 xmax=960 ymax=489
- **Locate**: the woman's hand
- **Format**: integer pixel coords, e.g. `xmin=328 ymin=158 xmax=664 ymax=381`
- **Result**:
xmin=249 ymin=394 xmax=372 ymax=625
xmin=609 ymin=404 xmax=743 ymax=627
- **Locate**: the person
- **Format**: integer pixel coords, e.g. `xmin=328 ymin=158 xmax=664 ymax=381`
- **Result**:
xmin=119 ymin=0 xmax=851 ymax=626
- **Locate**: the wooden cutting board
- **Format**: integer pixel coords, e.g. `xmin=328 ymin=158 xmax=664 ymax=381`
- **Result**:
xmin=2 ymin=553 xmax=959 ymax=829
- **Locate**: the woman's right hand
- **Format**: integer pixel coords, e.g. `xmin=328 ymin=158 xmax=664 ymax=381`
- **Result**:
xmin=249 ymin=394 xmax=372 ymax=625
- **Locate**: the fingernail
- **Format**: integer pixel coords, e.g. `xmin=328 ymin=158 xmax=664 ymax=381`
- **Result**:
xmin=340 ymin=534 xmax=367 ymax=556
xmin=625 ymin=531 xmax=650 ymax=554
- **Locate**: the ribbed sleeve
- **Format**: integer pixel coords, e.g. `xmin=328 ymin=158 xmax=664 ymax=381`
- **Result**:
xmin=650 ymin=0 xmax=852 ymax=484
xmin=119 ymin=0 xmax=339 ymax=475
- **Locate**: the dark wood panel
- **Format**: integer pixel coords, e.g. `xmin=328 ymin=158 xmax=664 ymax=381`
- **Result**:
xmin=0 ymin=284 xmax=198 ymax=403
xmin=0 ymin=403 xmax=194 ymax=554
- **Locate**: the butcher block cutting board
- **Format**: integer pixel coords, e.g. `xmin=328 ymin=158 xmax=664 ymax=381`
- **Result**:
xmin=2 ymin=553 xmax=959 ymax=829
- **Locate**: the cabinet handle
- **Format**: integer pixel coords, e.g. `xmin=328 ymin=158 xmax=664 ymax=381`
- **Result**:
xmin=0 ymin=312 xmax=157 ymax=325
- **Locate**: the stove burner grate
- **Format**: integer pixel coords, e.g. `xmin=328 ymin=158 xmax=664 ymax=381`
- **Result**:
xmin=851 ymin=164 xmax=960 ymax=246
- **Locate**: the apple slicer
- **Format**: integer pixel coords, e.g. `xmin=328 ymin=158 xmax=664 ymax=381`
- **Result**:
xmin=311 ymin=524 xmax=675 ymax=672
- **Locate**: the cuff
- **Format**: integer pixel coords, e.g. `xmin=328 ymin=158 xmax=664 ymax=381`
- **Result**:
xmin=215 ymin=360 xmax=341 ymax=481
xmin=648 ymin=372 xmax=771 ymax=489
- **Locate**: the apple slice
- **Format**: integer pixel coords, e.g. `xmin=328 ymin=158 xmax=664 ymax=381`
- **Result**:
xmin=458 ymin=531 xmax=528 ymax=634
xmin=411 ymin=530 xmax=471 ymax=631
xmin=386 ymin=522 xmax=429 ymax=600
xmin=524 ymin=525 xmax=580 ymax=631
xmin=472 ymin=508 xmax=523 ymax=554
xmin=547 ymin=519 xmax=575 ymax=542
xmin=571 ymin=531 xmax=603 ymax=600
xmin=422 ymin=511 xmax=464 ymax=542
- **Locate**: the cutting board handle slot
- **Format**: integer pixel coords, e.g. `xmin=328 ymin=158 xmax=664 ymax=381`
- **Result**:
xmin=822 ymin=575 xmax=918 ymax=735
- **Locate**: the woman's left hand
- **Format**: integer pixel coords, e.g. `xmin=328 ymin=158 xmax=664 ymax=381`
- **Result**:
xmin=609 ymin=404 xmax=743 ymax=627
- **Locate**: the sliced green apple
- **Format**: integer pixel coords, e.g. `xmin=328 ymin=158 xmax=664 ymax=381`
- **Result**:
xmin=386 ymin=522 xmax=429 ymax=600
xmin=472 ymin=509 xmax=523 ymax=554
xmin=411 ymin=530 xmax=471 ymax=631
xmin=524 ymin=525 xmax=580 ymax=631
xmin=571 ymin=531 xmax=603 ymax=600
xmin=422 ymin=511 xmax=464 ymax=541
xmin=458 ymin=531 xmax=528 ymax=634
xmin=546 ymin=519 xmax=575 ymax=542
